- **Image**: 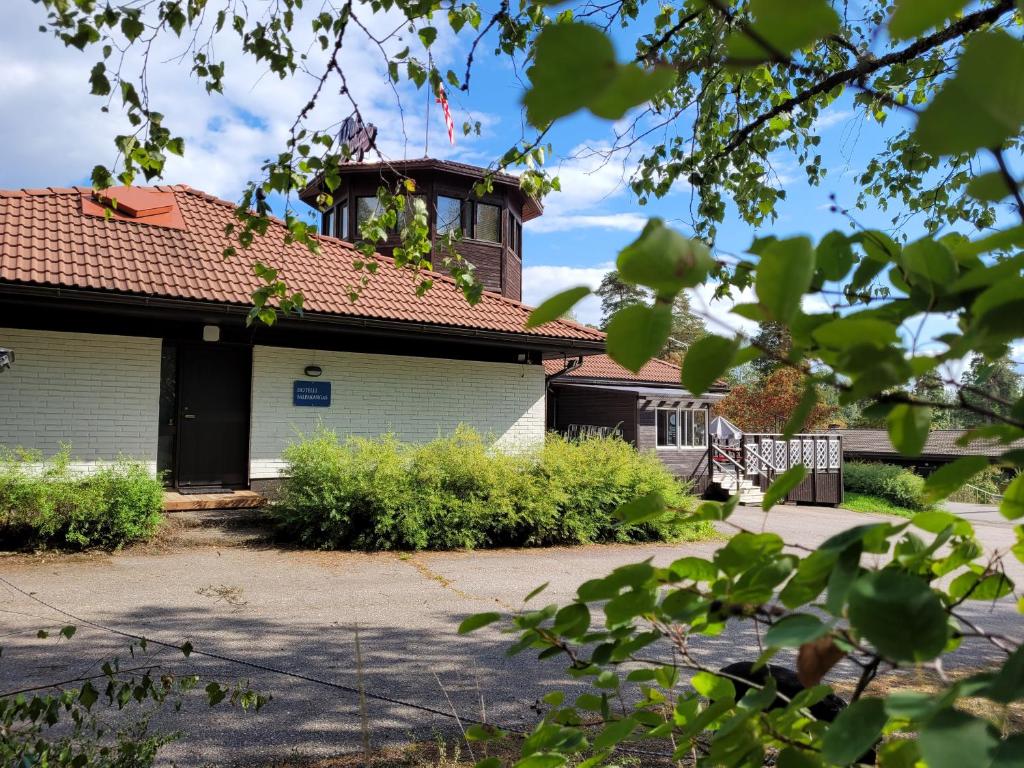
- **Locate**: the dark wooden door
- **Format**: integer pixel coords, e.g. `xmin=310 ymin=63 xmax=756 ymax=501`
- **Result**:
xmin=175 ymin=344 xmax=252 ymax=488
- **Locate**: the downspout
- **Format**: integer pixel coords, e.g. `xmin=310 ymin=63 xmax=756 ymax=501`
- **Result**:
xmin=545 ymin=355 xmax=584 ymax=386
xmin=544 ymin=356 xmax=584 ymax=432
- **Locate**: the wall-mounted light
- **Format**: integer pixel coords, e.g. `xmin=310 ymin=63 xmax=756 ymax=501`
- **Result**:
xmin=202 ymin=325 xmax=220 ymax=342
xmin=0 ymin=347 xmax=13 ymax=372
xmin=515 ymin=353 xmax=527 ymax=363
xmin=304 ymin=365 xmax=323 ymax=378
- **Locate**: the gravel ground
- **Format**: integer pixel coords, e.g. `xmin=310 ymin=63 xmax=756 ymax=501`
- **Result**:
xmin=0 ymin=504 xmax=1018 ymax=766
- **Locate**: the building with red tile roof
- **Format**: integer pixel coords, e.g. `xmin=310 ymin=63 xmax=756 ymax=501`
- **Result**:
xmin=0 ymin=173 xmax=604 ymax=496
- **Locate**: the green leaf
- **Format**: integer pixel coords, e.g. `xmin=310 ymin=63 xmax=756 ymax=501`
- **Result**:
xmin=921 ymin=456 xmax=990 ymax=504
xmin=726 ymin=0 xmax=839 ymax=64
xmin=984 ymin=645 xmax=1024 ymax=704
xmin=764 ymin=614 xmax=827 ymax=648
xmin=690 ymin=671 xmax=735 ymax=702
xmin=966 ymin=171 xmax=1024 ymax=203
xmin=919 ymin=709 xmax=999 ymax=768
xmin=606 ymin=303 xmax=672 ymax=372
xmin=617 ymin=218 xmax=714 ymax=295
xmin=615 ymin=491 xmax=667 ymax=524
xmin=524 ymin=24 xmax=670 ymax=126
xmin=553 ymin=603 xmax=590 ymax=638
xmin=417 ymin=26 xmax=437 ymax=48
xmin=589 ymin=64 xmax=675 ymax=120
xmin=816 ymin=230 xmax=855 ymax=281
xmin=812 ymin=318 xmax=898 ymax=349
xmin=781 ymin=380 xmax=817 ymax=439
xmin=776 ymin=747 xmax=822 ymax=768
xmin=681 ymin=335 xmax=739 ymax=396
xmin=886 ymin=403 xmax=931 ymax=457
xmin=889 ymin=0 xmax=969 ymax=40
xmin=847 ymin=570 xmax=949 ymax=662
xmin=1001 ymin=473 xmax=1024 ymax=520
xmin=914 ymin=31 xmax=1024 ymax=156
xmin=949 ymin=568 xmax=1013 ymax=602
xmin=525 ymin=286 xmax=591 ymax=328
xmin=206 ymin=681 xmax=227 ymax=706
xmin=593 ymin=717 xmax=637 ymax=749
xmin=763 ymin=465 xmax=807 ymax=510
xmin=524 ymin=582 xmax=549 ymax=603
xmin=755 ymin=237 xmax=816 ymax=324
xmin=821 ymin=697 xmax=887 ymax=766
xmin=79 ymin=680 xmax=99 ymax=710
xmin=912 ymin=509 xmax=973 ymax=536
xmin=901 ymin=238 xmax=957 ymax=288
xmin=458 ymin=612 xmax=502 ymax=634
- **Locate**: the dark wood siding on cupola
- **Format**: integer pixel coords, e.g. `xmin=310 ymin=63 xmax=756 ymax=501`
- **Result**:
xmin=302 ymin=164 xmax=529 ymax=301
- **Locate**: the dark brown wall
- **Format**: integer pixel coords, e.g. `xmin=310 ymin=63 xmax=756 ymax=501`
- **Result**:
xmin=317 ymin=169 xmax=524 ymax=300
xmin=550 ymin=386 xmax=638 ymax=444
xmin=636 ymin=399 xmax=713 ymax=491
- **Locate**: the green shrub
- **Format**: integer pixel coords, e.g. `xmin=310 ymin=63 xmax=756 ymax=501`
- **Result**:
xmin=0 ymin=447 xmax=163 ymax=550
xmin=843 ymin=461 xmax=926 ymax=510
xmin=269 ymin=427 xmax=709 ymax=550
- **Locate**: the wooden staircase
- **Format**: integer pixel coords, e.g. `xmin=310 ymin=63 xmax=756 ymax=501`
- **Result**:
xmin=715 ymin=473 xmax=765 ymax=505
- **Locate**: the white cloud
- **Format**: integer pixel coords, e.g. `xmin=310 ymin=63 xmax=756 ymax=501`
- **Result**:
xmin=813 ymin=108 xmax=854 ymax=130
xmin=521 ymin=260 xmax=761 ymax=336
xmin=531 ymin=212 xmax=649 ymax=234
xmin=521 ymin=263 xmax=612 ymax=326
xmin=0 ymin=3 xmax=492 ymax=202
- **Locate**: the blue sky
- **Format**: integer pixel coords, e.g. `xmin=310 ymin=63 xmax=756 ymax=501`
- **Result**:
xmin=0 ymin=0 xmax=1018 ymax=367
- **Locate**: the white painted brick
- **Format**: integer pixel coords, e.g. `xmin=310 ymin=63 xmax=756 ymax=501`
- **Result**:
xmin=249 ymin=346 xmax=546 ymax=478
xmin=0 ymin=327 xmax=160 ymax=473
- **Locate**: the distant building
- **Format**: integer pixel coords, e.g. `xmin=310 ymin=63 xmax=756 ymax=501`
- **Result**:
xmin=826 ymin=428 xmax=1023 ymax=474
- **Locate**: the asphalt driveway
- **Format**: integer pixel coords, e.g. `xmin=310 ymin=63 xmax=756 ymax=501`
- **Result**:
xmin=0 ymin=504 xmax=1018 ymax=765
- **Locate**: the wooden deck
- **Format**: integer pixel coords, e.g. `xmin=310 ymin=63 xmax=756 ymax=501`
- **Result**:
xmin=162 ymin=490 xmax=266 ymax=512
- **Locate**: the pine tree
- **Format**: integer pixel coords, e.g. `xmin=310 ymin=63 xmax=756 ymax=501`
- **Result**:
xmin=913 ymin=372 xmax=958 ymax=429
xmin=959 ymin=354 xmax=1023 ymax=426
xmin=750 ymin=321 xmax=792 ymax=379
xmin=662 ymin=291 xmax=707 ymax=364
xmin=596 ymin=271 xmax=646 ymax=331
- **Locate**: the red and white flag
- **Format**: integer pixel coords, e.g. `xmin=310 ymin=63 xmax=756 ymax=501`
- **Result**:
xmin=436 ymin=86 xmax=455 ymax=146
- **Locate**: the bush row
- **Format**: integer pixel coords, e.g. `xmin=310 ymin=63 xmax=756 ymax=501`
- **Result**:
xmin=843 ymin=460 xmax=926 ymax=510
xmin=0 ymin=448 xmax=163 ymax=550
xmin=267 ymin=427 xmax=710 ymax=550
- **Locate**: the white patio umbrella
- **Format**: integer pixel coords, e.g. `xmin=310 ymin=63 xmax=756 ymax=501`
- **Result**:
xmin=710 ymin=415 xmax=743 ymax=441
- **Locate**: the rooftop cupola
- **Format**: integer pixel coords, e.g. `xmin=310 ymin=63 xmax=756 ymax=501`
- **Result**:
xmin=300 ymin=145 xmax=541 ymax=301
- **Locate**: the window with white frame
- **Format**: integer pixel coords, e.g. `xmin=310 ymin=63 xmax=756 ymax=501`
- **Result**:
xmin=656 ymin=408 xmax=708 ymax=448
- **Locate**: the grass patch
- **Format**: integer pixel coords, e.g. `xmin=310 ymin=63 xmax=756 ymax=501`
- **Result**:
xmin=841 ymin=492 xmax=929 ymax=519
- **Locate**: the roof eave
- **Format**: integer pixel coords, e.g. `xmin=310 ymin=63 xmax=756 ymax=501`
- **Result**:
xmin=0 ymin=282 xmax=607 ymax=354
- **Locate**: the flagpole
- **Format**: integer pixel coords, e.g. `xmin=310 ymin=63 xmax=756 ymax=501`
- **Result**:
xmin=424 ymin=54 xmax=431 ymax=158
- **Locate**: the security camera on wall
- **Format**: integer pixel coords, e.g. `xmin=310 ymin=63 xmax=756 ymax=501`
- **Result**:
xmin=0 ymin=348 xmax=13 ymax=372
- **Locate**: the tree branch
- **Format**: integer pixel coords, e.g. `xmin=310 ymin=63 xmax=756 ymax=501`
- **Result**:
xmin=713 ymin=0 xmax=1015 ymax=161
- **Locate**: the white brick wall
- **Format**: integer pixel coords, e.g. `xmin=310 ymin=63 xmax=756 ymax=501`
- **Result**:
xmin=0 ymin=327 xmax=161 ymax=473
xmin=250 ymin=345 xmax=546 ymax=478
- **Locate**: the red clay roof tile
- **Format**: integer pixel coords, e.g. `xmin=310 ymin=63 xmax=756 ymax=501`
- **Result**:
xmin=0 ymin=185 xmax=604 ymax=344
xmin=544 ymin=354 xmax=685 ymax=384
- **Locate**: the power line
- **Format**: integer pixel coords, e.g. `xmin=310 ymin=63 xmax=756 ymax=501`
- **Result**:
xmin=0 ymin=575 xmax=675 ymax=759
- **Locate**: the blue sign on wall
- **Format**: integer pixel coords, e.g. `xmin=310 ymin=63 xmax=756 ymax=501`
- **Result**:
xmin=293 ymin=380 xmax=331 ymax=407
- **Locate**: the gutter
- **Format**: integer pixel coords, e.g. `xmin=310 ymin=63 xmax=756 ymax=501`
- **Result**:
xmin=545 ymin=356 xmax=584 ymax=385
xmin=0 ymin=283 xmax=605 ymax=356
